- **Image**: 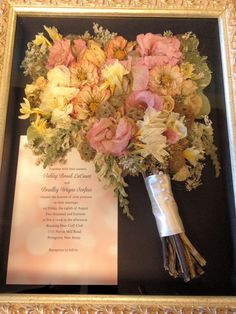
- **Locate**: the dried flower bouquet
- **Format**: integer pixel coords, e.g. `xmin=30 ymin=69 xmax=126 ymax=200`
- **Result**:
xmin=19 ymin=24 xmax=220 ymax=281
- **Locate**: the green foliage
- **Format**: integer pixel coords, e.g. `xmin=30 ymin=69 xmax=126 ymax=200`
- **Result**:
xmin=201 ymin=120 xmax=221 ymax=178
xmin=28 ymin=122 xmax=81 ymax=168
xmin=42 ymin=132 xmax=70 ymax=168
xmin=197 ymin=93 xmax=211 ymax=118
xmin=27 ymin=125 xmax=41 ymax=141
xmin=95 ymin=154 xmax=133 ymax=220
xmin=180 ymin=33 xmax=212 ymax=89
xmin=185 ymin=52 xmax=212 ymax=89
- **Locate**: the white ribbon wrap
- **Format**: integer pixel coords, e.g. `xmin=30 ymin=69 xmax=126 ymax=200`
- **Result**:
xmin=144 ymin=173 xmax=184 ymax=237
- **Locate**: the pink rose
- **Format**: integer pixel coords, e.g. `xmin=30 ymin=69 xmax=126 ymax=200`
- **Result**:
xmin=136 ymin=33 xmax=182 ymax=68
xmin=126 ymin=90 xmax=163 ymax=112
xmin=47 ymin=38 xmax=75 ymax=69
xmin=86 ymin=117 xmax=137 ymax=156
xmin=136 ymin=33 xmax=160 ymax=57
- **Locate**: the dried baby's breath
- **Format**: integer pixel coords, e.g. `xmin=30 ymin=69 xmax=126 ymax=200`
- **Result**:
xmin=93 ymin=23 xmax=117 ymax=46
xmin=186 ymin=162 xmax=204 ymax=191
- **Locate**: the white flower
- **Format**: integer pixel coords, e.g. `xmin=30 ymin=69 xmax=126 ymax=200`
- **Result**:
xmin=167 ymin=112 xmax=187 ymax=140
xmin=18 ymin=98 xmax=31 ymax=119
xmin=40 ymin=86 xmax=78 ymax=113
xmin=40 ymin=66 xmax=78 ymax=113
xmin=137 ymin=107 xmax=169 ymax=162
xmin=25 ymin=84 xmax=37 ymax=96
xmin=47 ymin=65 xmax=71 ymax=87
xmin=51 ymin=103 xmax=73 ymax=128
xmin=19 ymin=98 xmax=44 ymax=119
xmin=25 ymin=77 xmax=47 ymax=96
xmin=102 ymin=61 xmax=129 ymax=94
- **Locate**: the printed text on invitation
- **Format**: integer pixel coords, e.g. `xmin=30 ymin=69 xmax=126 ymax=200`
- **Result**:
xmin=7 ymin=136 xmax=117 ymax=285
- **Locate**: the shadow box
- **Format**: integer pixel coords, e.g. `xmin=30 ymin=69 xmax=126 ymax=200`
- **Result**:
xmin=0 ymin=0 xmax=236 ymax=312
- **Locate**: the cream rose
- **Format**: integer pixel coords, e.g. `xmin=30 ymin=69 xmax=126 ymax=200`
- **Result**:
xmin=184 ymin=93 xmax=203 ymax=116
xmin=162 ymin=95 xmax=175 ymax=112
xmin=47 ymin=65 xmax=71 ymax=87
xmin=40 ymin=66 xmax=78 ymax=113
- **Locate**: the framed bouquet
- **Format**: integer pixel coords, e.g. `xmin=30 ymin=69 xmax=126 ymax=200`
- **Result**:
xmin=19 ymin=24 xmax=220 ymax=282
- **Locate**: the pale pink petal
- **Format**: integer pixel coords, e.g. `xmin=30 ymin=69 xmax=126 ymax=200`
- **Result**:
xmin=109 ymin=117 xmax=137 ymax=155
xmin=164 ymin=128 xmax=179 ymax=144
xmin=126 ymin=90 xmax=163 ymax=111
xmin=120 ymin=56 xmax=133 ymax=72
xmin=136 ymin=33 xmax=161 ymax=57
xmin=143 ymin=55 xmax=169 ymax=68
xmin=86 ymin=118 xmax=113 ymax=152
xmin=73 ymin=38 xmax=87 ymax=60
xmin=131 ymin=64 xmax=149 ymax=91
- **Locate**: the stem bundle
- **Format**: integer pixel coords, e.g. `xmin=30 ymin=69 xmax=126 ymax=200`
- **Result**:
xmin=161 ymin=233 xmax=206 ymax=281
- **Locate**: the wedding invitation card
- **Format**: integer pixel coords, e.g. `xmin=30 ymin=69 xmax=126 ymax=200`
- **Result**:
xmin=7 ymin=136 xmax=117 ymax=285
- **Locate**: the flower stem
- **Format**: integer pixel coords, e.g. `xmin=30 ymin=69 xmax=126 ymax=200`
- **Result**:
xmin=160 ymin=233 xmax=206 ymax=281
xmin=173 ymin=234 xmax=190 ymax=282
xmin=180 ymin=232 xmax=206 ymax=266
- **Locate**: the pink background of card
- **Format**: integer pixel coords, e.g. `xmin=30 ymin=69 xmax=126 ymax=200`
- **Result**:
xmin=7 ymin=136 xmax=117 ymax=285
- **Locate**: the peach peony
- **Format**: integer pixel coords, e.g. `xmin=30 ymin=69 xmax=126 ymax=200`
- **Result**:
xmin=105 ymin=36 xmax=134 ymax=61
xmin=83 ymin=40 xmax=106 ymax=67
xmin=149 ymin=65 xmax=183 ymax=96
xmin=72 ymin=86 xmax=110 ymax=118
xmin=71 ymin=96 xmax=89 ymax=120
xmin=86 ymin=117 xmax=137 ymax=155
xmin=70 ymin=59 xmax=99 ymax=88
